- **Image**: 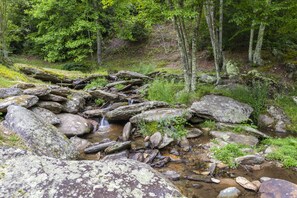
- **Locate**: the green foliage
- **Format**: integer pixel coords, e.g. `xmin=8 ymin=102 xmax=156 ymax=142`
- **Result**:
xmin=138 ymin=115 xmax=189 ymax=140
xmin=114 ymin=84 xmax=125 ymax=90
xmin=200 ymin=120 xmax=216 ymax=130
xmin=263 ymin=137 xmax=297 ymax=168
xmin=84 ymin=77 xmax=108 ymax=90
xmin=147 ymin=78 xmax=183 ymax=104
xmin=211 ymin=144 xmax=247 ymax=168
xmin=95 ymin=98 xmax=105 ymax=106
xmin=0 ymin=131 xmax=26 ymax=149
xmin=275 ymin=94 xmax=297 ymax=132
xmin=132 ymin=63 xmax=156 ymax=75
xmin=62 ymin=62 xmax=91 ymax=73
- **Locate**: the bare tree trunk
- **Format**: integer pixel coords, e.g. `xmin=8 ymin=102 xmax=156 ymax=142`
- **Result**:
xmin=205 ymin=0 xmax=221 ymax=84
xmin=218 ymin=0 xmax=224 ymax=72
xmin=96 ymin=29 xmax=102 ymax=65
xmin=252 ymin=22 xmax=265 ymax=65
xmin=248 ymin=21 xmax=255 ymax=62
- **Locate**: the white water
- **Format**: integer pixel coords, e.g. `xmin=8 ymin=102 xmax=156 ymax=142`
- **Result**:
xmin=128 ymin=99 xmax=134 ymax=105
xmin=99 ymin=116 xmax=110 ymax=130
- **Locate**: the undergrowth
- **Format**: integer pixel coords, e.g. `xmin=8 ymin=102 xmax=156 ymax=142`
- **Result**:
xmin=84 ymin=77 xmax=108 ymax=90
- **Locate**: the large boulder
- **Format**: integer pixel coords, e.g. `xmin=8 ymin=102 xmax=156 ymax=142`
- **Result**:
xmin=190 ymin=95 xmax=253 ymax=124
xmin=62 ymin=93 xmax=85 ymax=114
xmin=130 ymin=108 xmax=192 ymax=124
xmin=23 ymin=87 xmax=51 ymax=96
xmin=259 ymin=178 xmax=297 ymax=198
xmin=37 ymin=101 xmax=63 ymax=114
xmin=106 ymin=101 xmax=169 ymax=121
xmin=0 ymin=87 xmax=23 ymax=99
xmin=89 ymin=90 xmax=119 ymax=101
xmin=210 ymin=131 xmax=259 ymax=147
xmin=4 ymin=106 xmax=78 ymax=159
xmin=0 ymin=147 xmax=183 ymax=198
xmin=0 ymin=95 xmax=39 ymax=112
xmin=56 ymin=113 xmax=93 ymax=137
xmin=31 ymin=107 xmax=61 ymax=125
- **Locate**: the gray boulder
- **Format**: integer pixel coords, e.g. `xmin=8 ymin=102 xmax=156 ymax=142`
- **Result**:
xmin=31 ymin=107 xmax=61 ymax=125
xmin=115 ymin=70 xmax=150 ymax=80
xmin=4 ymin=106 xmax=78 ymax=159
xmin=190 ymin=95 xmax=253 ymax=124
xmin=62 ymin=93 xmax=85 ymax=113
xmin=40 ymin=94 xmax=68 ymax=102
xmin=57 ymin=113 xmax=93 ymax=137
xmin=70 ymin=136 xmax=91 ymax=151
xmin=0 ymin=95 xmax=39 ymax=112
xmin=259 ymin=178 xmax=297 ymax=197
xmin=0 ymin=147 xmax=182 ymax=198
xmin=106 ymin=101 xmax=169 ymax=121
xmin=49 ymin=86 xmax=70 ymax=97
xmin=122 ymin=122 xmax=132 ymax=141
xmin=268 ymin=106 xmax=291 ymax=133
xmin=13 ymin=83 xmax=35 ymax=89
xmin=130 ymin=108 xmax=191 ymax=124
xmin=235 ymin=155 xmax=265 ymax=165
xmin=37 ymin=101 xmax=63 ymax=114
xmin=210 ymin=131 xmax=259 ymax=147
xmin=90 ymin=90 xmax=119 ymax=101
xmin=217 ymin=187 xmax=241 ymax=198
xmin=0 ymin=87 xmax=23 ymax=99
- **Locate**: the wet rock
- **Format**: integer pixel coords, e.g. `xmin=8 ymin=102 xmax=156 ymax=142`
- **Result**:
xmin=130 ymin=108 xmax=192 ymax=124
xmin=115 ymin=70 xmax=150 ymax=80
xmin=235 ymin=176 xmax=258 ymax=191
xmin=4 ymin=105 xmax=78 ymax=159
xmin=162 ymin=170 xmax=181 ymax=181
xmin=192 ymin=183 xmax=203 ymax=189
xmin=23 ymin=87 xmax=50 ymax=96
xmin=62 ymin=93 xmax=85 ymax=114
xmin=179 ymin=137 xmax=190 ymax=152
xmin=84 ymin=141 xmax=117 ymax=154
xmin=88 ymin=119 xmax=99 ymax=132
xmin=217 ymin=187 xmax=241 ymax=198
xmin=143 ymin=149 xmax=159 ymax=164
xmin=190 ymin=95 xmax=253 ymax=124
xmin=0 ymin=147 xmax=182 ymax=198
xmin=0 ymin=87 xmax=23 ymax=99
xmin=151 ymin=157 xmax=170 ymax=168
xmin=106 ymin=101 xmax=169 ymax=121
xmin=0 ymin=95 xmax=39 ymax=112
xmin=31 ymin=107 xmax=61 ymax=125
xmin=170 ymin=148 xmax=180 ymax=156
xmin=187 ymin=128 xmax=203 ymax=139
xmin=57 ymin=113 xmax=93 ymax=137
xmin=210 ymin=131 xmax=259 ymax=146
xmin=259 ymin=178 xmax=297 ymax=198
xmin=211 ymin=178 xmax=221 ymax=184
xmin=82 ymin=109 xmax=106 ymax=118
xmin=235 ymin=155 xmax=265 ymax=165
xmin=105 ymin=141 xmax=131 ymax=154
xmin=150 ymin=132 xmax=163 ymax=149
xmin=37 ymin=101 xmax=63 ymax=114
xmin=70 ymin=136 xmax=91 ymax=151
xmin=159 ymin=134 xmax=174 ymax=149
xmin=40 ymin=94 xmax=68 ymax=102
xmin=122 ymin=122 xmax=132 ymax=141
xmin=185 ymin=175 xmax=212 ymax=183
xmin=90 ymin=90 xmax=119 ymax=101
xmin=130 ymin=152 xmax=144 ymax=162
xmin=13 ymin=83 xmax=35 ymax=89
xmin=252 ymin=180 xmax=261 ymax=189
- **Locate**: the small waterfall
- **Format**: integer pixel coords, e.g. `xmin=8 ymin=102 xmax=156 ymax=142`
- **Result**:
xmin=99 ymin=116 xmax=110 ymax=129
xmin=128 ymin=99 xmax=134 ymax=105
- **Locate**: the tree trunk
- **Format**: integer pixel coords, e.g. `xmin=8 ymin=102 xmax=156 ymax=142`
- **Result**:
xmin=218 ymin=0 xmax=224 ymax=72
xmin=96 ymin=29 xmax=102 ymax=65
xmin=248 ymin=21 xmax=255 ymax=62
xmin=0 ymin=0 xmax=9 ymax=63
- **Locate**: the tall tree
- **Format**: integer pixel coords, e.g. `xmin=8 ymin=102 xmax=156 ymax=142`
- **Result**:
xmin=204 ymin=0 xmax=224 ymax=83
xmin=0 ymin=0 xmax=9 ymax=63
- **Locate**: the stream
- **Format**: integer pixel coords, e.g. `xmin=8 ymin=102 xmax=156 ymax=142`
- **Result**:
xmin=79 ymin=122 xmax=297 ymax=198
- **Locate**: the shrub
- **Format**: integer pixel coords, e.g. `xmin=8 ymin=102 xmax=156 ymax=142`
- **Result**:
xmin=84 ymin=77 xmax=108 ymax=90
xmin=211 ymin=143 xmax=246 ymax=168
xmin=95 ymin=99 xmax=105 ymax=106
xmin=262 ymin=137 xmax=297 ymax=168
xmin=114 ymin=84 xmax=125 ymax=90
xmin=132 ymin=63 xmax=156 ymax=75
xmin=147 ymin=78 xmax=183 ymax=104
xmin=62 ymin=62 xmax=91 ymax=72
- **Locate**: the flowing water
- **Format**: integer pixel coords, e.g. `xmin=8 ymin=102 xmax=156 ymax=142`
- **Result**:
xmin=99 ymin=116 xmax=110 ymax=130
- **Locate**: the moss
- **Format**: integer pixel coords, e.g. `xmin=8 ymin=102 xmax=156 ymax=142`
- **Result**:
xmin=0 ymin=130 xmax=27 ymax=150
xmin=262 ymin=137 xmax=297 ymax=168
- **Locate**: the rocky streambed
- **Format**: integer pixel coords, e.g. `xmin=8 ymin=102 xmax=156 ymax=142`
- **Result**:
xmin=0 ymin=66 xmax=296 ymax=197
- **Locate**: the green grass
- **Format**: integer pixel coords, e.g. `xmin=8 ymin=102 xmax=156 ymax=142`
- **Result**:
xmin=0 ymin=131 xmax=27 ymax=150
xmin=262 ymin=137 xmax=297 ymax=168
xmin=84 ymin=77 xmax=109 ymax=90
xmin=200 ymin=120 xmax=217 ymax=130
xmin=275 ymin=94 xmax=297 ymax=132
xmin=114 ymin=84 xmax=126 ymax=90
xmin=95 ymin=98 xmax=105 ymax=106
xmin=211 ymin=143 xmax=247 ymax=168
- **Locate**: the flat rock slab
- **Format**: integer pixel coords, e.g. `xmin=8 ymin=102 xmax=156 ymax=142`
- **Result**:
xmin=0 ymin=87 xmax=23 ymax=99
xmin=190 ymin=95 xmax=253 ymax=124
xmin=37 ymin=101 xmax=63 ymax=114
xmin=0 ymin=95 xmax=39 ymax=112
xmin=115 ymin=70 xmax=150 ymax=80
xmin=4 ymin=105 xmax=78 ymax=159
xmin=210 ymin=131 xmax=259 ymax=146
xmin=235 ymin=155 xmax=265 ymax=165
xmin=23 ymin=87 xmax=50 ymax=96
xmin=0 ymin=147 xmax=182 ymax=198
xmin=31 ymin=107 xmax=61 ymax=125
xmin=106 ymin=101 xmax=169 ymax=121
xmin=130 ymin=108 xmax=191 ymax=124
xmin=57 ymin=113 xmax=93 ymax=137
xmin=259 ymin=178 xmax=297 ymax=198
